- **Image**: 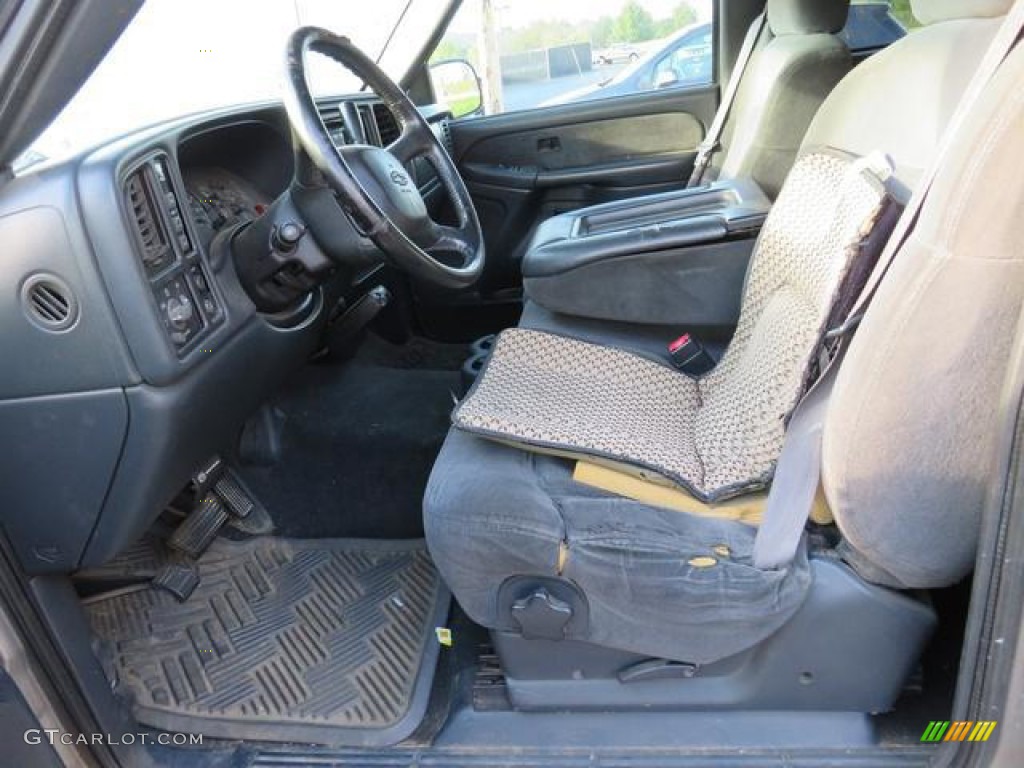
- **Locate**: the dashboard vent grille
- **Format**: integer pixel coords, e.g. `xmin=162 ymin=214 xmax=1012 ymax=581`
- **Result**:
xmin=22 ymin=274 xmax=77 ymax=332
xmin=440 ymin=119 xmax=454 ymax=155
xmin=125 ymin=167 xmax=172 ymax=273
xmin=320 ymin=107 xmax=347 ymax=145
xmin=356 ymin=105 xmax=378 ymax=145
xmin=373 ymin=103 xmax=401 ymax=146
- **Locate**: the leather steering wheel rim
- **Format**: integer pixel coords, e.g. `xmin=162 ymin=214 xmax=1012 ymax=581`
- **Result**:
xmin=283 ymin=26 xmax=485 ymax=289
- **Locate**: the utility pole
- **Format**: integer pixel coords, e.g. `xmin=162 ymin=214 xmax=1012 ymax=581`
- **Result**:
xmin=478 ymin=0 xmax=504 ymax=115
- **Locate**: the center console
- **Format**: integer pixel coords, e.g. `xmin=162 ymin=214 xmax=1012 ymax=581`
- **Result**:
xmin=522 ymin=178 xmax=771 ymax=328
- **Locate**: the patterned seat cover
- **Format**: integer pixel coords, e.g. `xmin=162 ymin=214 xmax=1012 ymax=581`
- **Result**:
xmin=453 ymin=151 xmax=896 ymax=502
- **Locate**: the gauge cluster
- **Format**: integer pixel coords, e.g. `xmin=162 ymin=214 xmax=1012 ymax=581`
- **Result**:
xmin=184 ymin=167 xmax=271 ymax=251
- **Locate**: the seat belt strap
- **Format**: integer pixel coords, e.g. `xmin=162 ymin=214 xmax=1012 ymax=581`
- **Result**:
xmin=752 ymin=0 xmax=1024 ymax=571
xmin=753 ymin=345 xmax=844 ymax=569
xmin=687 ymin=13 xmax=766 ymax=188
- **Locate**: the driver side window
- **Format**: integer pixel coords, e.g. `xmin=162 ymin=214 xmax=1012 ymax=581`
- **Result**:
xmin=430 ymin=0 xmax=715 ymax=117
xmin=430 ymin=1 xmax=913 ymax=119
xmin=649 ymin=29 xmax=713 ymax=90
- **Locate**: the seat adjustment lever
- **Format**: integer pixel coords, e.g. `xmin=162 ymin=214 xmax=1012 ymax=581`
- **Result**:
xmin=617 ymin=658 xmax=698 ymax=683
xmin=511 ymin=588 xmax=573 ymax=640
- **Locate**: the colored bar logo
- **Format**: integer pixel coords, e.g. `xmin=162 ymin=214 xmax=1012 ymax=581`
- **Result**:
xmin=921 ymin=721 xmax=997 ymax=743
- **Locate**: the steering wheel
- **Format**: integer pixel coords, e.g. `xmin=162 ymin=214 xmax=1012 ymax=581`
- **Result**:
xmin=283 ymin=27 xmax=485 ymax=289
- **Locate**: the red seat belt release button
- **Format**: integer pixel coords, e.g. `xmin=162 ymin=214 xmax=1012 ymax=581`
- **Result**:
xmin=668 ymin=333 xmax=715 ymax=377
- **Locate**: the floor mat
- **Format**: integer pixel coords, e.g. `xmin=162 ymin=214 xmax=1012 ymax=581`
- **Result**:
xmin=84 ymin=537 xmax=449 ymax=746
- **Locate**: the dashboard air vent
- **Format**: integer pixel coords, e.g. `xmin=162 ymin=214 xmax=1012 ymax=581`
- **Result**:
xmin=125 ymin=167 xmax=173 ymax=274
xmin=356 ymin=105 xmax=378 ymax=145
xmin=320 ymin=107 xmax=347 ymax=146
xmin=440 ymin=119 xmax=454 ymax=155
xmin=22 ymin=274 xmax=78 ymax=332
xmin=373 ymin=103 xmax=401 ymax=146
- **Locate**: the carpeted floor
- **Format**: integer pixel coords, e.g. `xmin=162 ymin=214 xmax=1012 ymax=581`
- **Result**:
xmin=240 ymin=335 xmax=465 ymax=540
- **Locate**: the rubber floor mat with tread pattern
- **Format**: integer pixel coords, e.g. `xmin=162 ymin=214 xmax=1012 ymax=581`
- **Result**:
xmin=84 ymin=537 xmax=449 ymax=747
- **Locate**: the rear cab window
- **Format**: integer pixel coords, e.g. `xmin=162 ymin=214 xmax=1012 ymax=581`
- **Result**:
xmin=842 ymin=2 xmax=909 ymax=55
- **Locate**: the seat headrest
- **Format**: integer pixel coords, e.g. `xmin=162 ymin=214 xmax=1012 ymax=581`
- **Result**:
xmin=767 ymin=0 xmax=850 ymax=35
xmin=911 ymin=0 xmax=1014 ymax=25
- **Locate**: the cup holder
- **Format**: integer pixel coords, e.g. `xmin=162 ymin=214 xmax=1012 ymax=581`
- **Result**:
xmin=471 ymin=334 xmax=497 ymax=357
xmin=461 ymin=351 xmax=489 ymax=394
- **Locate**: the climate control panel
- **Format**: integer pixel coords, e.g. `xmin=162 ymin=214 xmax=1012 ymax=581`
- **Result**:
xmin=124 ymin=154 xmax=224 ymax=356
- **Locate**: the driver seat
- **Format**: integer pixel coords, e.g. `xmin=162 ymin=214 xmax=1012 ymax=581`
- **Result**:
xmin=424 ymin=0 xmax=1022 ymax=712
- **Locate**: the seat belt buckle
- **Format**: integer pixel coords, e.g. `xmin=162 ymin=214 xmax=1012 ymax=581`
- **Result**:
xmin=668 ymin=333 xmax=715 ymax=377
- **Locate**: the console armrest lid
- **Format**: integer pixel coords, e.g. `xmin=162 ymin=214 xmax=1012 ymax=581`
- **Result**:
xmin=523 ymin=177 xmax=771 ymax=279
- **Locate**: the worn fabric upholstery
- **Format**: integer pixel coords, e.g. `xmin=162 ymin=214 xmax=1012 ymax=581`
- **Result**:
xmin=823 ymin=44 xmax=1024 ymax=589
xmin=454 ymin=152 xmax=892 ymax=501
xmin=801 ymin=13 xmax=1007 ymax=197
xmin=425 ymin=428 xmax=813 ymax=665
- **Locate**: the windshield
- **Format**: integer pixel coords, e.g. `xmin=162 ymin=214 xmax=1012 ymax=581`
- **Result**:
xmin=20 ymin=0 xmax=452 ymax=170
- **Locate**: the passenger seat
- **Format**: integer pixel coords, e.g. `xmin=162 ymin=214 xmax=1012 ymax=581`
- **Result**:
xmin=424 ymin=0 xmax=1018 ymax=714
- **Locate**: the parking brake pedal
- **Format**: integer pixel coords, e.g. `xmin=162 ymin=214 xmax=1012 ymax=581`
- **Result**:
xmin=152 ymin=559 xmax=200 ymax=602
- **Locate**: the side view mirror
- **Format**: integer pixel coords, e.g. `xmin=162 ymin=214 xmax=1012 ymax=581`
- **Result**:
xmin=429 ymin=59 xmax=484 ymax=119
xmin=655 ymin=68 xmax=680 ymax=89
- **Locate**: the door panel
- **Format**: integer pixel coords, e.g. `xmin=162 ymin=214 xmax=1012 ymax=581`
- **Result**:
xmin=461 ymin=112 xmax=702 ymax=177
xmin=438 ymin=85 xmax=718 ymax=307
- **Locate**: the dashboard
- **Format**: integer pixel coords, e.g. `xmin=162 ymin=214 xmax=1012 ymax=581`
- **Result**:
xmin=0 ymin=95 xmax=451 ymax=575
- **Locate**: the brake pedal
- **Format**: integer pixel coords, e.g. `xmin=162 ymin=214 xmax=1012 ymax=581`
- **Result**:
xmin=168 ymin=495 xmax=228 ymax=559
xmin=152 ymin=560 xmax=200 ymax=602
